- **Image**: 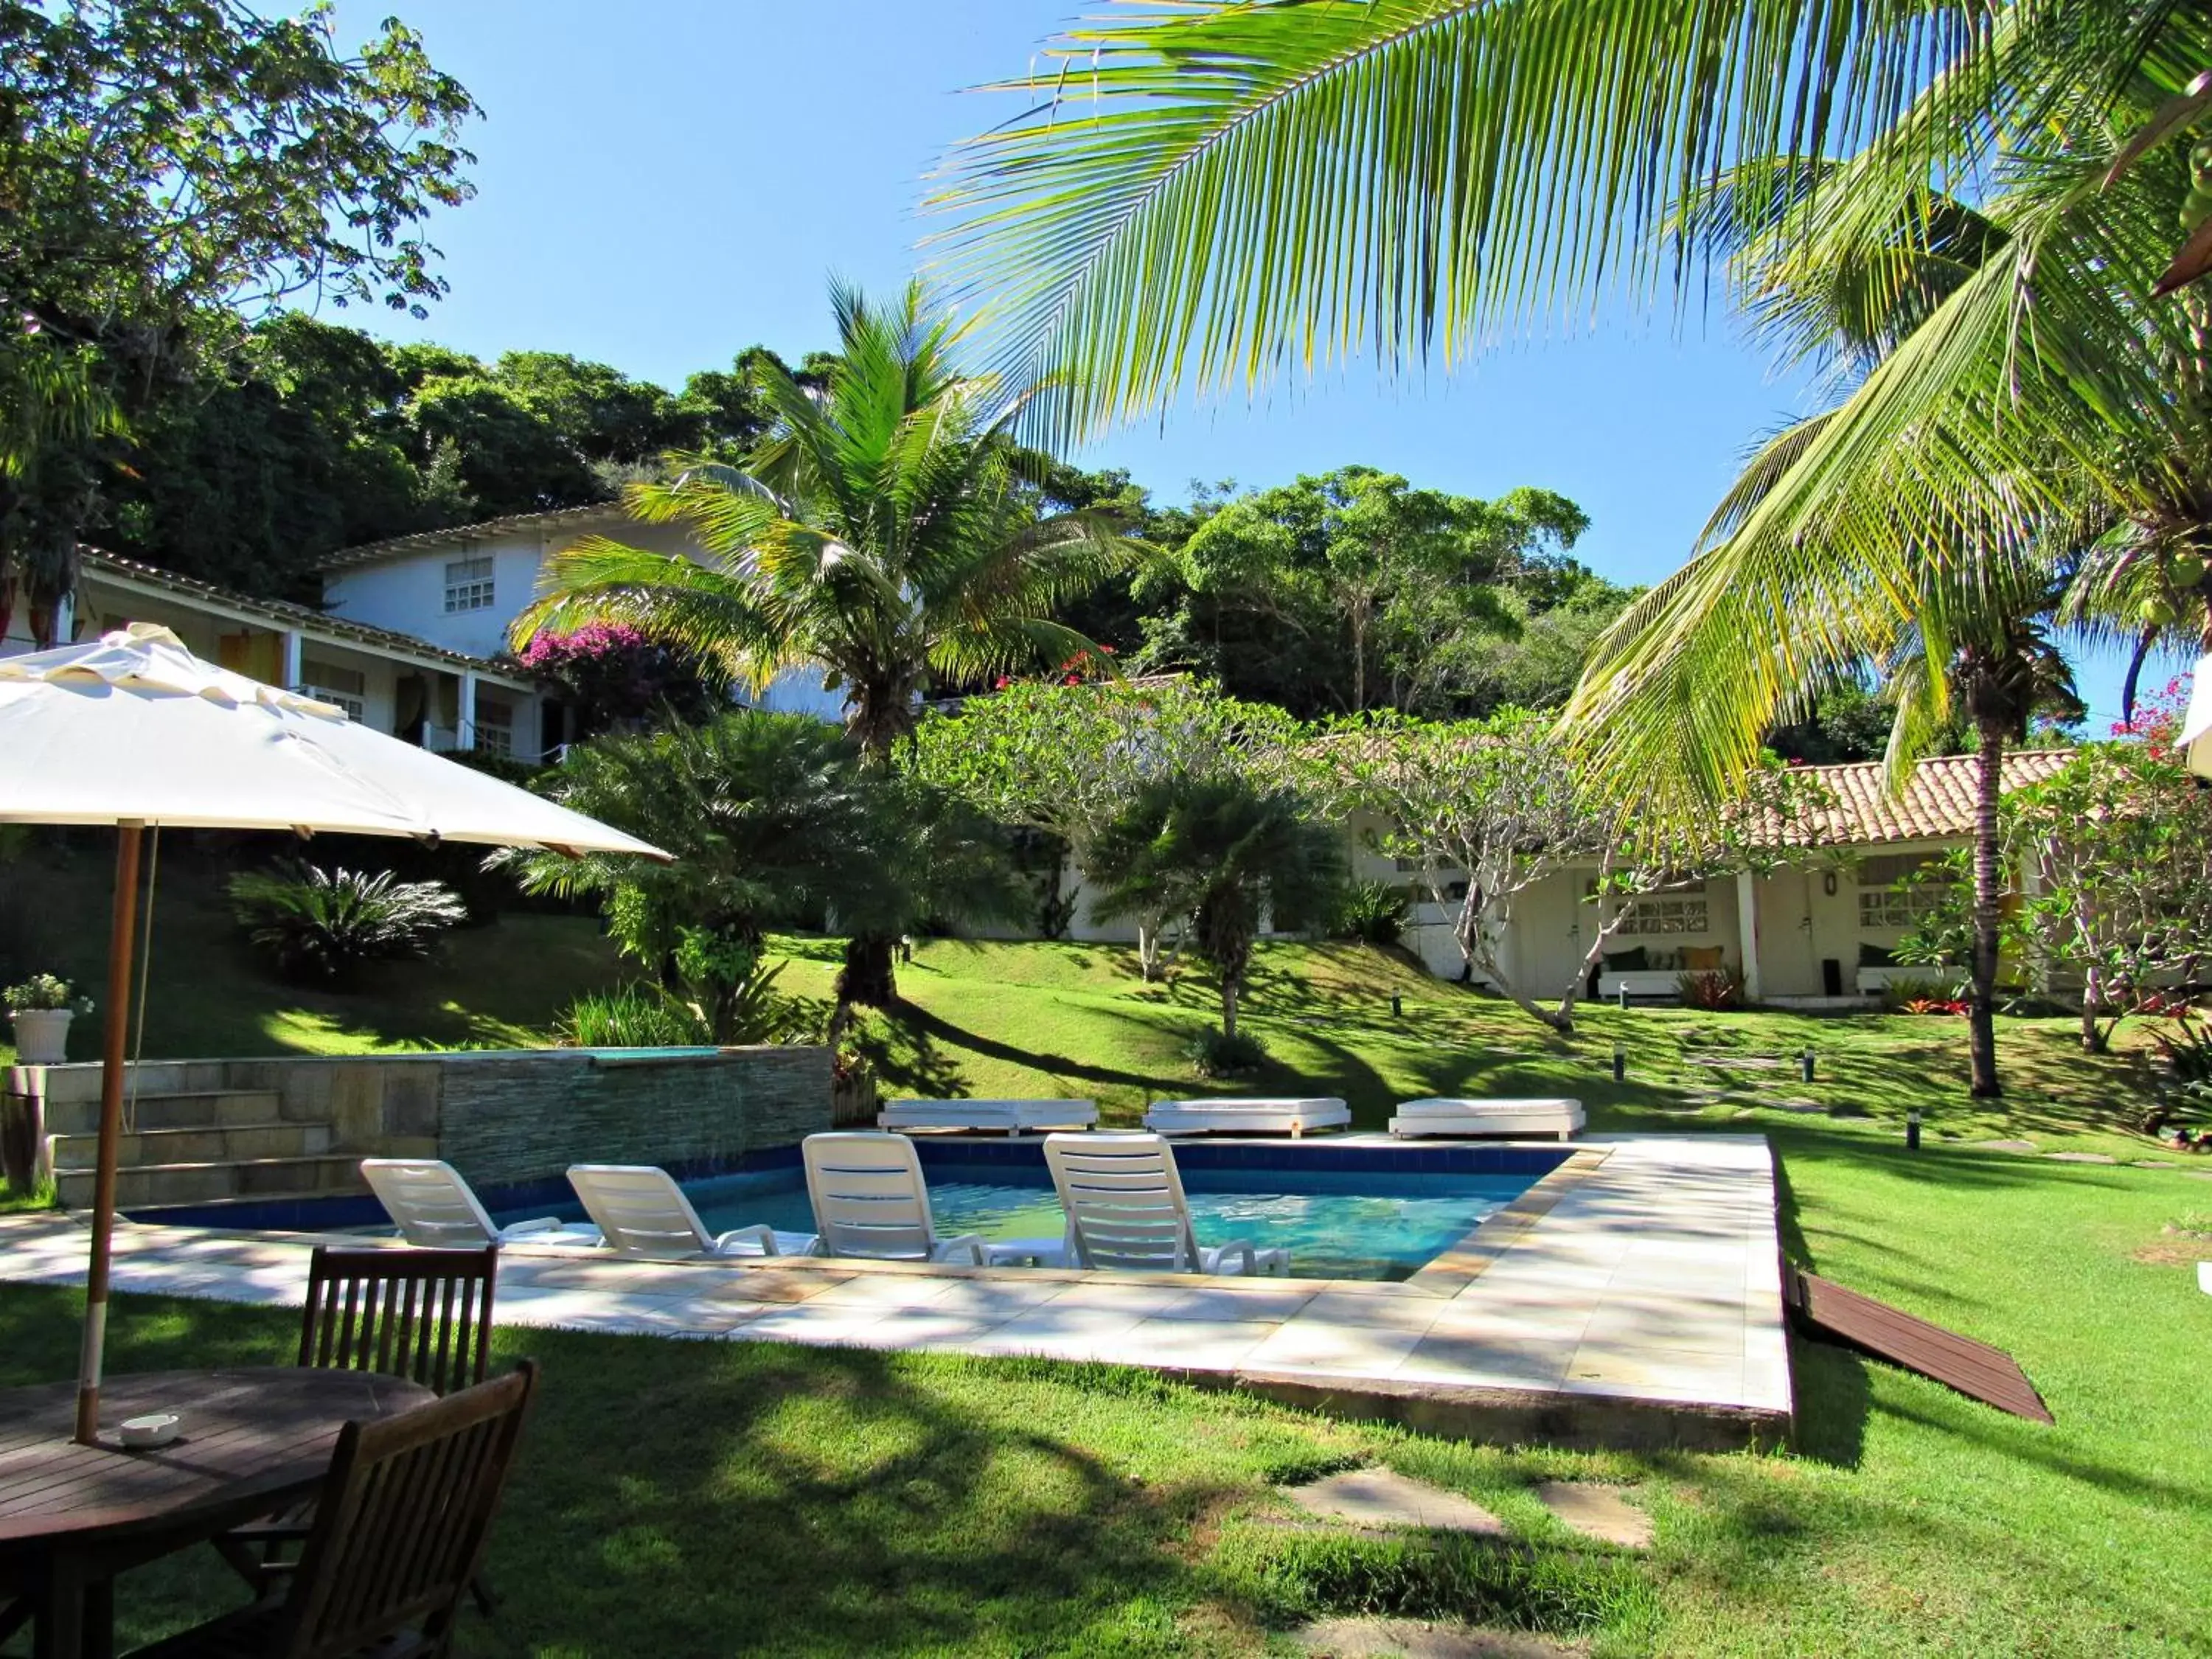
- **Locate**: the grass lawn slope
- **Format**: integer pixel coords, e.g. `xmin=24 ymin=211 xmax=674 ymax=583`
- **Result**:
xmin=4 ymin=917 xmax=2211 ymax=1650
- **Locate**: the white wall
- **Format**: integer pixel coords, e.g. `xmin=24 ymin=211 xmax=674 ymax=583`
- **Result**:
xmin=324 ymin=518 xmax=845 ymax=721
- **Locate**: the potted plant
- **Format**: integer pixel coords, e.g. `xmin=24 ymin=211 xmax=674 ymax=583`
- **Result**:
xmin=4 ymin=974 xmax=91 ymax=1065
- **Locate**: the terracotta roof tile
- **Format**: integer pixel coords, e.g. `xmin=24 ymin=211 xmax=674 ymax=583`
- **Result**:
xmin=1784 ymin=751 xmax=2074 ymax=846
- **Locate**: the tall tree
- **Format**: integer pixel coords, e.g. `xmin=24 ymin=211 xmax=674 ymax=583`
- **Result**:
xmin=0 ymin=0 xmax=478 ymax=637
xmin=1130 ymin=467 xmax=1589 ymax=717
xmin=1085 ymin=774 xmax=1344 ymax=1039
xmin=512 ymin=279 xmax=1137 ymax=1002
xmin=933 ymin=1 xmax=2212 ymax=813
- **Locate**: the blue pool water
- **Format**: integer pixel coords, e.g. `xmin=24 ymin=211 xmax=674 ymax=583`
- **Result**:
xmin=675 ymin=1163 xmax=1534 ymax=1281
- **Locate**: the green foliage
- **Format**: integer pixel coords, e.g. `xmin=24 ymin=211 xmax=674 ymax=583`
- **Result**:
xmin=515 ymin=279 xmax=1138 ymax=753
xmin=1328 ymin=880 xmax=1411 ymax=948
xmin=1124 ymin=465 xmax=1608 ymax=718
xmin=559 ymin=983 xmax=709 ymax=1049
xmin=0 ymin=0 xmax=479 ymax=627
xmin=1 ymin=973 xmax=82 ymax=1014
xmin=1183 ymin=1025 xmax=1269 ymax=1078
xmin=509 ymin=709 xmax=1027 ymax=1022
xmin=2008 ymin=741 xmax=2212 ymax=1051
xmin=1087 ymin=773 xmax=1345 ymax=1037
xmin=226 ymin=862 xmax=467 ymax=988
xmin=1890 ymin=848 xmax=1975 ymax=970
xmin=907 ymin=676 xmax=1304 ymax=856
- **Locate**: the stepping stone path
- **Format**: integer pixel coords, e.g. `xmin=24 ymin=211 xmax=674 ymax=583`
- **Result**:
xmin=1972 ymin=1139 xmax=2039 ymax=1154
xmin=1531 ymin=1482 xmax=1653 ymax=1549
xmin=2042 ymin=1151 xmax=2118 ymax=1164
xmin=1283 ymin=1470 xmax=1508 ymax=1537
xmin=2132 ymin=1159 xmax=2177 ymax=1168
xmin=1296 ymin=1618 xmax=1587 ymax=1658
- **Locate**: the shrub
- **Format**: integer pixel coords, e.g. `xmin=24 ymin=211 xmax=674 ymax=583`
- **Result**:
xmin=560 ymin=984 xmax=711 ymax=1048
xmin=1676 ymin=964 xmax=1745 ymax=1011
xmin=1329 ymin=880 xmax=1411 ymax=947
xmin=228 ymin=862 xmax=467 ymax=987
xmin=1879 ymin=974 xmax=1966 ymax=1013
xmin=2 ymin=973 xmax=83 ymax=1013
xmin=1185 ymin=1026 xmax=1268 ymax=1077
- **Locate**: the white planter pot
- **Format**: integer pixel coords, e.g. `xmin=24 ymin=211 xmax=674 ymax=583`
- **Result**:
xmin=10 ymin=1009 xmax=74 ymax=1065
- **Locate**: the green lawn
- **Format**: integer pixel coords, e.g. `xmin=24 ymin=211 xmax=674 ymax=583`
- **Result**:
xmin=4 ymin=878 xmax=2212 ymax=1651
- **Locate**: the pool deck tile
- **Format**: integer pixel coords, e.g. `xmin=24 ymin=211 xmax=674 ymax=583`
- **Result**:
xmin=0 ymin=1133 xmax=1793 ymax=1450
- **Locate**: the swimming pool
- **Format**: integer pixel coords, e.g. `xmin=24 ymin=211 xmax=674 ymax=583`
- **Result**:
xmin=633 ymin=1162 xmax=1537 ymax=1281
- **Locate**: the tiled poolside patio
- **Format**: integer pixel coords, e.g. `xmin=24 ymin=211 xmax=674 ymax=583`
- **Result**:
xmin=0 ymin=1133 xmax=1792 ymax=1450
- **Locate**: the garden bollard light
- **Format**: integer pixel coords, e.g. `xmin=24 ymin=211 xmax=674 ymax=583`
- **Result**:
xmin=1801 ymin=1047 xmax=1816 ymax=1082
xmin=1612 ymin=1042 xmax=1625 ymax=1082
xmin=1906 ymin=1110 xmax=1922 ymax=1151
xmin=1391 ymin=992 xmax=1402 ymax=1018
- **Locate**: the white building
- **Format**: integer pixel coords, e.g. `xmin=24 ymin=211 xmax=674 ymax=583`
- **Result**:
xmin=315 ymin=504 xmax=844 ymax=734
xmin=3 ymin=504 xmax=847 ymax=763
xmin=4 ymin=549 xmax=543 ymax=756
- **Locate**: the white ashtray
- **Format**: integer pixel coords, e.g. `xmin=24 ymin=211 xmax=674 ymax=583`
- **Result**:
xmin=117 ymin=1412 xmax=181 ymax=1448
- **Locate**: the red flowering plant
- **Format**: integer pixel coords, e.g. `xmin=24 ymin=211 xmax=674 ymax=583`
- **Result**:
xmin=2110 ymin=673 xmax=2190 ymax=759
xmin=518 ymin=624 xmax=722 ymax=737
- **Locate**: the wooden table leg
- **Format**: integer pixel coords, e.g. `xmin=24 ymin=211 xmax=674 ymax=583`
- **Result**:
xmin=29 ymin=1553 xmax=114 ymax=1659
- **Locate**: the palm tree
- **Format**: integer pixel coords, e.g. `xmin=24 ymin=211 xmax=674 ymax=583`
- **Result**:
xmin=1645 ymin=178 xmax=2079 ymax=1095
xmin=1085 ymin=774 xmax=1344 ymax=1040
xmin=504 ymin=709 xmax=1029 ymax=1027
xmin=512 ymin=279 xmax=1135 ymax=1001
xmin=934 ymin=2 xmax=2211 ymax=799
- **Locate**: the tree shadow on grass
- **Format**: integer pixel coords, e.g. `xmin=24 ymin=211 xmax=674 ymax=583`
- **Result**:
xmin=891 ymin=1002 xmax=1183 ymax=1096
xmin=0 ymin=1285 xmax=1253 ymax=1659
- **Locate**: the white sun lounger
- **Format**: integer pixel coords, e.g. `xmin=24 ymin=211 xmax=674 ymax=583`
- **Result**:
xmin=361 ymin=1158 xmax=602 ymax=1249
xmin=801 ymin=1132 xmax=1023 ymax=1265
xmin=566 ymin=1164 xmax=816 ymax=1260
xmin=1043 ymin=1132 xmax=1288 ymax=1276
xmin=1142 ymin=1097 xmax=1351 ymax=1138
xmin=877 ymin=1098 xmax=1099 ymax=1136
xmin=1388 ymin=1098 xmax=1585 ymax=1141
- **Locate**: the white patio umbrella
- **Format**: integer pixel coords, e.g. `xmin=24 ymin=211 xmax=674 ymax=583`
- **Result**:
xmin=0 ymin=625 xmax=669 ymax=1444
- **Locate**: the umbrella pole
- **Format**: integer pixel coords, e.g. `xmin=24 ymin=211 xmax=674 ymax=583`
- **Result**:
xmin=74 ymin=821 xmax=144 ymax=1447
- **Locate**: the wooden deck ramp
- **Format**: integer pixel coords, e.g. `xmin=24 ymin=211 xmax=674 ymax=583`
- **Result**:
xmin=1784 ymin=1265 xmax=2053 ymax=1424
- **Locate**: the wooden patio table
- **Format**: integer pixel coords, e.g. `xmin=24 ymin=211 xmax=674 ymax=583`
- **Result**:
xmin=0 ymin=1367 xmax=432 ymax=1659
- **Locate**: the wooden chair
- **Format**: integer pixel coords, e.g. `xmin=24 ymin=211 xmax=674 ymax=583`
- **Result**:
xmin=126 ymin=1362 xmax=538 ymax=1659
xmin=217 ymin=1246 xmax=498 ymax=1599
xmin=294 ymin=1245 xmax=498 ymax=1394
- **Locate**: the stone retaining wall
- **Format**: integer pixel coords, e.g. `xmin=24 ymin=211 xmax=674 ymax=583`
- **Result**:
xmin=0 ymin=1046 xmax=834 ymax=1195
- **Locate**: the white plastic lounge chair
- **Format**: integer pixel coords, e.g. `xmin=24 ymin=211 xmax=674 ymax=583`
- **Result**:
xmin=1043 ymin=1132 xmax=1289 ymax=1276
xmin=565 ymin=1164 xmax=814 ymax=1260
xmin=877 ymin=1098 xmax=1099 ymax=1136
xmin=1141 ymin=1097 xmax=1351 ymax=1138
xmin=360 ymin=1158 xmax=602 ymax=1249
xmin=801 ymin=1133 xmax=1012 ymax=1265
xmin=1388 ymin=1098 xmax=1585 ymax=1142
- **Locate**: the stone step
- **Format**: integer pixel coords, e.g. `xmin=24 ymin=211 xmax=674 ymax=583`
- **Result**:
xmin=55 ymin=1153 xmax=368 ymax=1211
xmin=40 ymin=1090 xmax=286 ymax=1137
xmin=45 ymin=1121 xmax=334 ymax=1172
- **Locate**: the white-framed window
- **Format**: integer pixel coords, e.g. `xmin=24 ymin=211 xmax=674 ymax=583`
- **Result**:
xmin=1596 ymin=878 xmax=1711 ymax=936
xmin=297 ymin=658 xmax=366 ymax=721
xmin=473 ymin=697 xmax=514 ymax=757
xmin=1857 ymin=852 xmax=1957 ymax=930
xmin=443 ymin=554 xmax=495 ymax=613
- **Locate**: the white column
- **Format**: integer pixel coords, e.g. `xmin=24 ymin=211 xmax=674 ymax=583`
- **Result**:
xmin=1736 ymin=869 xmax=1763 ymax=1001
xmin=457 ymin=671 xmax=478 ymax=752
xmin=281 ymin=630 xmax=303 ymax=690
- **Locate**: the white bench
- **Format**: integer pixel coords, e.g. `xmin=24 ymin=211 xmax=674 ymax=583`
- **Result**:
xmin=877 ymin=1099 xmax=1098 ymax=1136
xmin=1596 ymin=970 xmax=1683 ymax=1004
xmin=1142 ymin=1097 xmax=1352 ymax=1138
xmin=1389 ymin=1097 xmax=1585 ymax=1141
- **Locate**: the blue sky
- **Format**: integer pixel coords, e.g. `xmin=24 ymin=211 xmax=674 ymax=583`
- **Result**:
xmin=332 ymin=0 xmax=2162 ymax=728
